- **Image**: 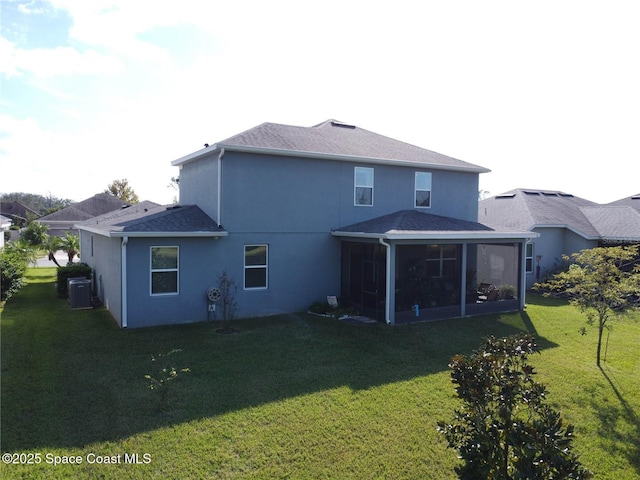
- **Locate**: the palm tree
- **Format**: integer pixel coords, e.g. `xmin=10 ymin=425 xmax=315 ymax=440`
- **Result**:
xmin=43 ymin=235 xmax=62 ymax=267
xmin=59 ymin=232 xmax=80 ymax=264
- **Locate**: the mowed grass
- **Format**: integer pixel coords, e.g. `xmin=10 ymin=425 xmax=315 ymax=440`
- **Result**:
xmin=1 ymin=268 xmax=639 ymax=479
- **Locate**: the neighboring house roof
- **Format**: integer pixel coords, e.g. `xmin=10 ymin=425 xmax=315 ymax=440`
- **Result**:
xmin=0 ymin=201 xmax=39 ymax=222
xmin=480 ymin=188 xmax=640 ymax=241
xmin=332 ymin=209 xmax=535 ymax=240
xmin=76 ymin=202 xmax=227 ymax=238
xmin=1 ymin=214 xmax=12 ymax=228
xmin=580 ymin=206 xmax=640 ymax=242
xmin=172 ymin=119 xmax=490 ymax=173
xmin=607 ymin=193 xmax=640 ymax=211
xmin=37 ymin=193 xmax=131 ymax=223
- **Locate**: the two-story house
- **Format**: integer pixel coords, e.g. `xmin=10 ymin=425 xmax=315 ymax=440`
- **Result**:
xmin=77 ymin=120 xmax=535 ymax=328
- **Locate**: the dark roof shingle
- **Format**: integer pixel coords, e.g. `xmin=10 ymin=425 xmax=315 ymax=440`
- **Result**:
xmin=176 ymin=119 xmax=489 ymax=173
xmin=77 ymin=202 xmax=225 ymax=237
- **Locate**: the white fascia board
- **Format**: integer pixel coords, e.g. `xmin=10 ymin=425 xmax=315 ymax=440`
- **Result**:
xmin=332 ymin=231 xmax=538 ymax=241
xmin=172 ymin=143 xmax=490 ymax=174
xmin=532 ymin=224 xmax=600 ymax=240
xmin=75 ymin=224 xmax=227 ymax=238
xmin=109 ymin=231 xmax=228 ymax=238
xmin=171 ymin=145 xmax=220 ymax=167
xmin=75 ymin=224 xmax=111 ymax=237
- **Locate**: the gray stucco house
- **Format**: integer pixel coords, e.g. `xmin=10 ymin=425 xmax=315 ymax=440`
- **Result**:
xmin=480 ymin=189 xmax=640 ymax=289
xmin=77 ymin=119 xmax=535 ymax=328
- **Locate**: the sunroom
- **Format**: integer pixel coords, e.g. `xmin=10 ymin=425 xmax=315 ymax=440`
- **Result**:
xmin=332 ymin=210 xmax=537 ymax=324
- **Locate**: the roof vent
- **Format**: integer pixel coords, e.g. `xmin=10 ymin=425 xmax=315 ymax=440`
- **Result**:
xmin=523 ymin=191 xmax=540 ymax=196
xmin=541 ymin=192 xmax=559 ymax=197
xmin=330 ymin=121 xmax=356 ymax=129
xmin=632 ymin=195 xmax=640 ymax=200
xmin=496 ymin=194 xmax=516 ymax=199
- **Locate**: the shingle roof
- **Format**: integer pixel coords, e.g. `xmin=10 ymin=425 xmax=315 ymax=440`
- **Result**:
xmin=580 ymin=206 xmax=640 ymax=241
xmin=480 ymin=189 xmax=640 ymax=241
xmin=333 ymin=210 xmax=534 ymax=240
xmin=39 ymin=193 xmax=130 ymax=222
xmin=174 ymin=119 xmax=489 ymax=173
xmin=76 ymin=202 xmax=226 ymax=238
xmin=607 ymin=194 xmax=640 ymax=211
xmin=0 ymin=201 xmax=39 ymax=221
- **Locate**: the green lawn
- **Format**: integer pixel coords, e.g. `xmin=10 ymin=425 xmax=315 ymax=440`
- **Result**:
xmin=1 ymin=268 xmax=639 ymax=479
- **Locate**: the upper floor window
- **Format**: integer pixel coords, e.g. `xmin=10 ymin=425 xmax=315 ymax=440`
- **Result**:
xmin=415 ymin=172 xmax=432 ymax=208
xmin=354 ymin=167 xmax=374 ymax=206
xmin=245 ymin=244 xmax=268 ymax=289
xmin=151 ymin=246 xmax=179 ymax=295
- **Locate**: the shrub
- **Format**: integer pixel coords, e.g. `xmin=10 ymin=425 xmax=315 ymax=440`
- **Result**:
xmin=0 ymin=248 xmax=28 ymax=301
xmin=144 ymin=349 xmax=190 ymax=412
xmin=437 ymin=334 xmax=591 ymax=479
xmin=57 ymin=263 xmax=92 ymax=297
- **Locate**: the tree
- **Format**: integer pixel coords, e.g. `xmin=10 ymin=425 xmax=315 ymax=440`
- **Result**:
xmin=0 ymin=192 xmax=74 ymax=216
xmin=534 ymin=245 xmax=640 ymax=366
xmin=437 ymin=335 xmax=591 ymax=479
xmin=20 ymin=221 xmax=49 ymax=246
xmin=43 ymin=235 xmax=62 ymax=267
xmin=105 ymin=179 xmax=139 ymax=204
xmin=59 ymin=232 xmax=80 ymax=264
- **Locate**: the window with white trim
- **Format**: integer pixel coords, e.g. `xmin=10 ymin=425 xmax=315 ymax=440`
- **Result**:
xmin=354 ymin=167 xmax=374 ymax=206
xmin=415 ymin=172 xmax=432 ymax=208
xmin=244 ymin=245 xmax=268 ymax=289
xmin=151 ymin=246 xmax=179 ymax=295
xmin=525 ymin=243 xmax=534 ymax=273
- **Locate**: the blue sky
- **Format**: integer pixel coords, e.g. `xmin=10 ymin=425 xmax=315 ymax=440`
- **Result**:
xmin=1 ymin=0 xmax=638 ymax=204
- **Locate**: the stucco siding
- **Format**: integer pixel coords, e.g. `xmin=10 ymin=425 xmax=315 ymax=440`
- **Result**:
xmin=178 ymin=153 xmax=220 ymax=222
xmin=121 ymin=233 xmax=340 ymax=327
xmin=125 ymin=237 xmax=222 ymax=328
xmin=80 ymin=232 xmax=123 ymax=326
xmin=220 ymin=152 xmax=480 ymax=233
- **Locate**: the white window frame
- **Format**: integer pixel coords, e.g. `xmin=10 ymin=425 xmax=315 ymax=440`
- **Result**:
xmin=415 ymin=171 xmax=432 ymax=208
xmin=525 ymin=243 xmax=534 ymax=274
xmin=150 ymin=246 xmax=179 ymax=296
xmin=244 ymin=244 xmax=268 ymax=290
xmin=354 ymin=166 xmax=374 ymax=206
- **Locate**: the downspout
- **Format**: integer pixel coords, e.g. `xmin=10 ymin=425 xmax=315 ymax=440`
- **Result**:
xmin=217 ymin=147 xmax=225 ymax=226
xmin=121 ymin=236 xmax=128 ymax=328
xmin=521 ymin=239 xmax=530 ymax=310
xmin=378 ymin=238 xmax=392 ymax=325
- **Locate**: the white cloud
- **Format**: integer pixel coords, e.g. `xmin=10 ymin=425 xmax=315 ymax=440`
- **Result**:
xmin=11 ymin=45 xmax=124 ymax=78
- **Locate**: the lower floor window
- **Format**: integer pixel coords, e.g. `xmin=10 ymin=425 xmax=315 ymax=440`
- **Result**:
xmin=151 ymin=246 xmax=179 ymax=295
xmin=244 ymin=245 xmax=268 ymax=289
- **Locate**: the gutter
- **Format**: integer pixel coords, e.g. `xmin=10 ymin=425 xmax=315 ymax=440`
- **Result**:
xmin=121 ymin=236 xmax=128 ymax=328
xmin=331 ymin=231 xmax=539 ymax=241
xmin=378 ymin=238 xmax=392 ymax=325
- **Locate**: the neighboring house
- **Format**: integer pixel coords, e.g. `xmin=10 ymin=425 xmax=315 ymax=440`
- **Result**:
xmin=607 ymin=193 xmax=640 ymax=211
xmin=77 ymin=119 xmax=535 ymax=328
xmin=0 ymin=201 xmax=39 ymax=227
xmin=479 ymin=189 xmax=640 ymax=289
xmin=36 ymin=193 xmax=132 ymax=237
xmin=1 ymin=214 xmax=12 ymax=248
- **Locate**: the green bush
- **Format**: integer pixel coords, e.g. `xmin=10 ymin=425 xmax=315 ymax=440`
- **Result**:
xmin=57 ymin=263 xmax=92 ymax=297
xmin=0 ymin=249 xmax=28 ymax=301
